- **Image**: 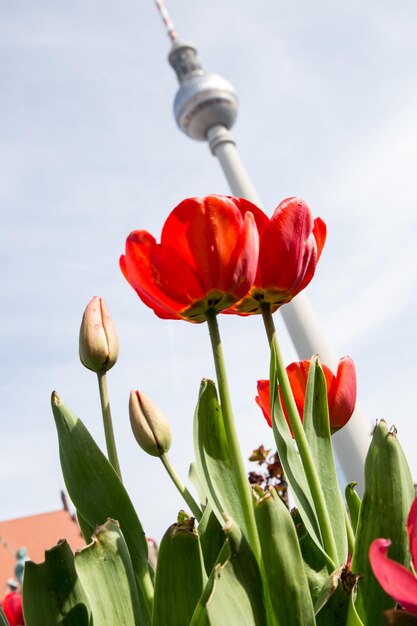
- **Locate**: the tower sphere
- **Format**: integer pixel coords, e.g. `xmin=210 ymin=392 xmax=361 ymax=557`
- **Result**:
xmin=169 ymin=40 xmax=238 ymax=141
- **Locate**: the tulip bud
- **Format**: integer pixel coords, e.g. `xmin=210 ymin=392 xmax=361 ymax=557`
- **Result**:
xmin=79 ymin=296 xmax=119 ymax=373
xmin=129 ymin=390 xmax=172 ymax=457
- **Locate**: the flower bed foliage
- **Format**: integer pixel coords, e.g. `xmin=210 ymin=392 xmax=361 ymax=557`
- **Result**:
xmin=4 ymin=195 xmax=416 ymax=626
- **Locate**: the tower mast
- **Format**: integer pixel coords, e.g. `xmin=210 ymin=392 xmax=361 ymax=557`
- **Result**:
xmin=154 ymin=1 xmax=371 ymax=485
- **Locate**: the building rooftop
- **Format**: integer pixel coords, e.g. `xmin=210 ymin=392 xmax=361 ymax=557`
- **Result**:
xmin=0 ymin=507 xmax=85 ymax=594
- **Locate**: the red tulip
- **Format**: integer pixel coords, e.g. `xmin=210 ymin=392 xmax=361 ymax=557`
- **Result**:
xmin=370 ymin=498 xmax=417 ymax=614
xmin=256 ymin=357 xmax=356 ymax=434
xmin=225 ymin=197 xmax=326 ymax=314
xmin=120 ymin=195 xmax=259 ymax=322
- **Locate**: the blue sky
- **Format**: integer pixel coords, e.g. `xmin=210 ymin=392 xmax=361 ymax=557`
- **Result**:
xmin=1 ymin=0 xmax=417 ymax=543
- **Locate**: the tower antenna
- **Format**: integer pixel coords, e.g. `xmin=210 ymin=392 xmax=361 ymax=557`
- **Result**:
xmin=154 ymin=0 xmax=178 ymax=42
xmin=153 ymin=2 xmax=371 ymax=486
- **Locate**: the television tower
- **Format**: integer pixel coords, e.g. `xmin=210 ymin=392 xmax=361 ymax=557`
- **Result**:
xmin=154 ymin=0 xmax=371 ymax=485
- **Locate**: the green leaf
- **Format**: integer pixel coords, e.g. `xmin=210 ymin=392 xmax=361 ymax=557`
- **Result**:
xmin=303 ymin=358 xmax=348 ymax=565
xmin=75 ymin=519 xmax=143 ymax=626
xmin=0 ymin=608 xmax=10 ymax=626
xmin=269 ymin=352 xmax=325 ymax=557
xmin=189 ymin=462 xmax=208 ymax=507
xmin=193 ymin=379 xmax=248 ymax=538
xmin=51 ymin=392 xmax=152 ymax=623
xmin=345 ymin=482 xmax=361 ymax=535
xmin=351 ymin=421 xmax=414 ymax=625
xmin=315 ymin=564 xmax=357 ymax=625
xmin=77 ymin=510 xmax=94 ymax=543
xmin=190 ymin=517 xmax=266 ymax=626
xmin=292 ymin=508 xmax=329 ymax=607
xmin=198 ymin=504 xmax=227 ymax=576
xmin=346 ymin=587 xmax=365 ymax=626
xmin=254 ymin=489 xmax=316 ymax=626
xmin=152 ymin=516 xmax=207 ymax=626
xmin=22 ymin=540 xmax=91 ymax=626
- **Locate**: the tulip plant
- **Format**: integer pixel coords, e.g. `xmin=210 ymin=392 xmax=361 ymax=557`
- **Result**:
xmin=4 ymin=195 xmax=416 ymax=626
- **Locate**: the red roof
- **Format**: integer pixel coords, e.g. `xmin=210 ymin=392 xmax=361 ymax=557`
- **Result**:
xmin=0 ymin=509 xmax=85 ymax=594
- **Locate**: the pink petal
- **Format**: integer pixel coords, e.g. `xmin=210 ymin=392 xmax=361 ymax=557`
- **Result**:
xmin=408 ymin=498 xmax=417 ymax=572
xmin=369 ymin=539 xmax=417 ymax=614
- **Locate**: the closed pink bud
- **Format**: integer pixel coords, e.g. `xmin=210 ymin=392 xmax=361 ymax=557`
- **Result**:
xmin=79 ymin=296 xmax=119 ymax=373
xmin=129 ymin=390 xmax=172 ymax=457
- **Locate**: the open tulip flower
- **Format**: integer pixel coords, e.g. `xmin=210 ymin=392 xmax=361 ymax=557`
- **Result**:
xmin=120 ymin=195 xmax=260 ymax=322
xmin=370 ymin=497 xmax=417 ymax=615
xmin=225 ymin=196 xmax=327 ymax=315
xmin=256 ymin=356 xmax=356 ymax=434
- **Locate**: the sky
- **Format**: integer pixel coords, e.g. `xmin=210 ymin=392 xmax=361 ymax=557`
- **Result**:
xmin=1 ymin=0 xmax=417 ymax=545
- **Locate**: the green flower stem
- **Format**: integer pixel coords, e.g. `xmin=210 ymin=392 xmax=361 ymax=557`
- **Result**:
xmin=261 ymin=303 xmax=338 ymax=568
xmin=344 ymin=507 xmax=355 ymax=557
xmin=206 ymin=309 xmax=261 ymax=562
xmin=160 ymin=453 xmax=202 ymax=521
xmin=97 ymin=371 xmax=122 ymax=480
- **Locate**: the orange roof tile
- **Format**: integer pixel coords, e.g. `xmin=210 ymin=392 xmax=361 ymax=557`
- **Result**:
xmin=0 ymin=509 xmax=85 ymax=594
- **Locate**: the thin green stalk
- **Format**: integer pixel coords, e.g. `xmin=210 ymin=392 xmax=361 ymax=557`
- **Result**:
xmin=205 ymin=309 xmax=261 ymax=562
xmin=261 ymin=303 xmax=338 ymax=567
xmin=344 ymin=507 xmax=355 ymax=557
xmin=160 ymin=453 xmax=202 ymax=521
xmin=97 ymin=371 xmax=122 ymax=480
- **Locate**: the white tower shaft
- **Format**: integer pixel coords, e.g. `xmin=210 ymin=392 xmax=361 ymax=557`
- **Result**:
xmin=156 ymin=1 xmax=371 ymax=486
xmin=207 ymin=125 xmax=371 ymax=487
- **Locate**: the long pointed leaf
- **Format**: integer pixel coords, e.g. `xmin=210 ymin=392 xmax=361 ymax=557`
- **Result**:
xmin=193 ymin=379 xmax=247 ymax=537
xmin=198 ymin=504 xmax=227 ymax=576
xmin=346 ymin=586 xmax=365 ymax=626
xmin=303 ymin=358 xmax=348 ymax=565
xmin=292 ymin=508 xmax=329 ymax=607
xmin=152 ymin=516 xmax=207 ymax=626
xmin=191 ymin=517 xmax=266 ymax=626
xmin=269 ymin=351 xmax=325 ymax=557
xmin=254 ymin=489 xmax=316 ymax=626
xmin=315 ymin=563 xmax=358 ymax=624
xmin=350 ymin=421 xmax=414 ymax=625
xmin=77 ymin=510 xmax=94 ymax=543
xmin=51 ymin=392 xmax=152 ymax=623
xmin=22 ymin=540 xmax=91 ymax=626
xmin=75 ymin=519 xmax=143 ymax=626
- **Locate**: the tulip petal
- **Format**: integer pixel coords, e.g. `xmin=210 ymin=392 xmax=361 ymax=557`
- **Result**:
xmin=161 ymin=196 xmax=248 ymax=292
xmin=328 ymin=357 xmax=356 ymax=432
xmin=255 ymin=380 xmax=272 ymax=427
xmin=121 ymin=252 xmax=178 ymax=320
xmin=369 ymin=539 xmax=417 ymax=615
xmin=121 ymin=195 xmax=260 ymax=321
xmin=223 ymin=197 xmax=327 ymax=315
xmin=233 ymin=196 xmax=270 ymax=239
xmin=407 ymin=498 xmax=417 ymax=572
xmin=259 ymin=197 xmax=315 ymax=290
xmin=121 ymin=231 xmax=203 ymax=319
xmin=256 ymin=357 xmax=356 ymax=437
xmin=313 ymin=217 xmax=327 ymax=261
xmin=229 ymin=211 xmax=259 ymax=299
xmin=286 ymin=361 xmax=310 ymax=418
